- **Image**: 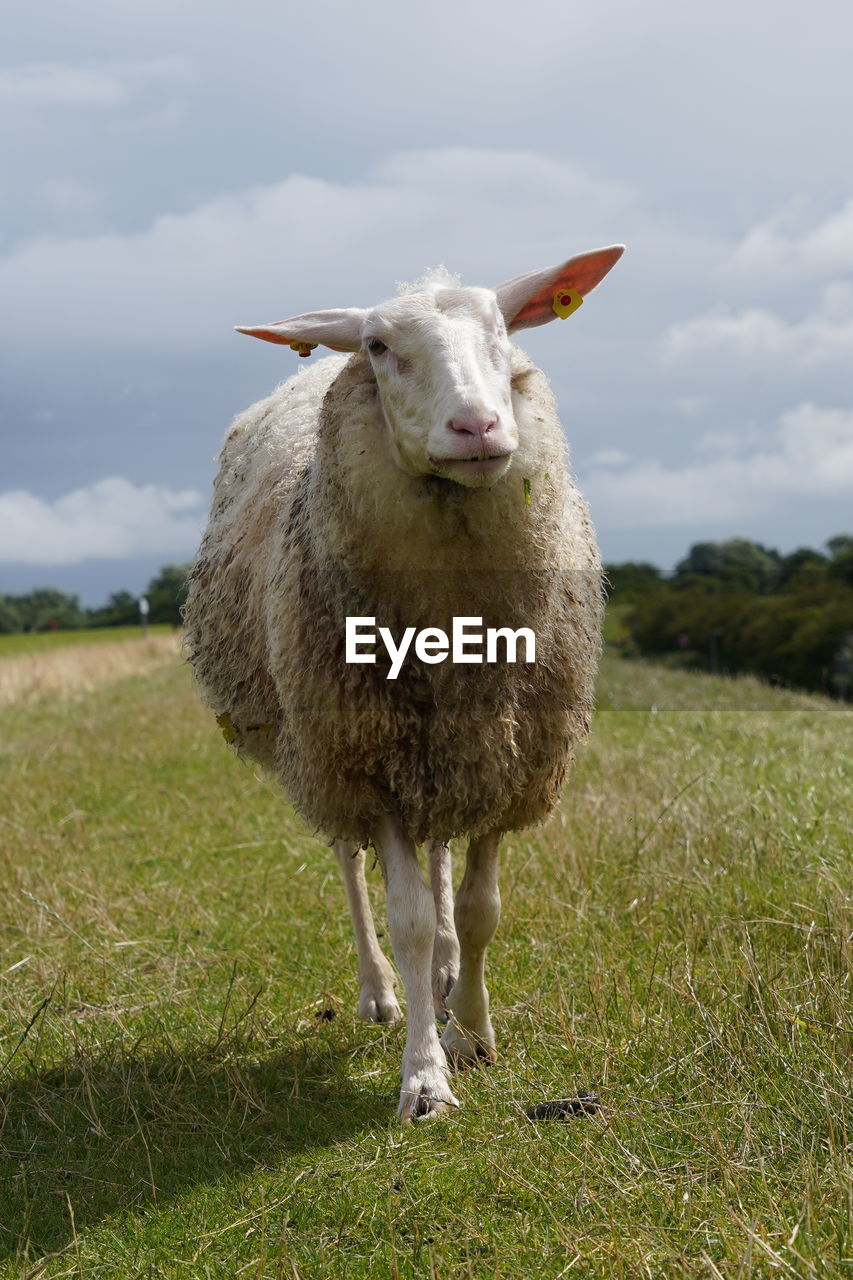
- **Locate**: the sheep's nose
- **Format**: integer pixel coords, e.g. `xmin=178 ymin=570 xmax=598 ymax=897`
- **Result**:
xmin=448 ymin=412 xmax=499 ymax=440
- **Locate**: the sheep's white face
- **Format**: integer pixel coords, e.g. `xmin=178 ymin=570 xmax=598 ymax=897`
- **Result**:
xmin=361 ymin=286 xmax=518 ymax=489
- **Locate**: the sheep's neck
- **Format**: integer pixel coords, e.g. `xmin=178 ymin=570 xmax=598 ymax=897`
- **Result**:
xmin=313 ymin=364 xmax=565 ymax=578
xmin=309 ymin=465 xmax=567 ymax=631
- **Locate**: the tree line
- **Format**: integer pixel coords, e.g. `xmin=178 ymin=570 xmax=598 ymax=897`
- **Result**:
xmin=0 ymin=565 xmax=190 ymax=634
xmin=605 ymin=534 xmax=853 ymax=697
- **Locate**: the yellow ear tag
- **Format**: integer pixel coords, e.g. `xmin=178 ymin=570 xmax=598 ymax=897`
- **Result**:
xmin=552 ymin=288 xmax=583 ymax=320
xmin=289 ymin=340 xmax=318 ymax=358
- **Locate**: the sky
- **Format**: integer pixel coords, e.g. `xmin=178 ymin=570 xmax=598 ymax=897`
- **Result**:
xmin=2 ymin=0 xmax=852 ymax=605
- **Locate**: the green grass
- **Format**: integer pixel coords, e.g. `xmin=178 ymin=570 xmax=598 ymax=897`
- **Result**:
xmin=0 ymin=625 xmax=174 ymax=658
xmin=0 ymin=652 xmax=850 ymax=1277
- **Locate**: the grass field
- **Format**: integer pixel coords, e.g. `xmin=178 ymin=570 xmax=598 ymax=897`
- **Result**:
xmin=0 ymin=626 xmax=173 ymax=658
xmin=0 ymin=642 xmax=850 ymax=1277
xmin=0 ymin=631 xmax=179 ymax=709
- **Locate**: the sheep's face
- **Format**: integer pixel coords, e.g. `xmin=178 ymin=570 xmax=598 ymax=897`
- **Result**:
xmin=362 ymin=285 xmax=519 ymax=489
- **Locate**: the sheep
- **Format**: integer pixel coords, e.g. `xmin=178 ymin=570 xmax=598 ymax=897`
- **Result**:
xmin=183 ymin=245 xmax=624 ymax=1121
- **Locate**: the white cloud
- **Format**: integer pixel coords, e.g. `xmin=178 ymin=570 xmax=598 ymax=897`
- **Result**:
xmin=0 ymin=478 xmax=205 ymax=565
xmin=0 ymin=148 xmax=634 ymax=356
xmin=663 ymin=282 xmax=853 ymax=370
xmin=590 ymin=448 xmax=630 ymax=467
xmin=660 ymin=194 xmax=853 ymax=383
xmin=584 ymin=403 xmax=853 ymax=527
xmin=731 ymin=197 xmax=853 ymax=279
xmin=0 ymin=58 xmax=188 ymax=108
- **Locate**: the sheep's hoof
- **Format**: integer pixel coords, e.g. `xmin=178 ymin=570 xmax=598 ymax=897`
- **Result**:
xmin=441 ymin=1019 xmax=497 ymax=1068
xmin=359 ymin=987 xmax=403 ymax=1025
xmin=398 ymin=1077 xmax=461 ymax=1123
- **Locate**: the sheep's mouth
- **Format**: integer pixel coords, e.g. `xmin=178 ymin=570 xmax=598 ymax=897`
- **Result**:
xmin=429 ymin=452 xmax=514 ymax=486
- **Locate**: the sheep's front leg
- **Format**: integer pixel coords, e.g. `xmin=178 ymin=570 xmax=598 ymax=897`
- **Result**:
xmin=373 ymin=816 xmax=460 ymax=1121
xmin=334 ymin=840 xmax=402 ymax=1024
xmin=441 ymin=831 xmax=501 ymax=1065
xmin=427 ymin=842 xmax=460 ymax=1021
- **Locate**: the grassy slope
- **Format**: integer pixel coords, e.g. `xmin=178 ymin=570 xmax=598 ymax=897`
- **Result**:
xmin=0 ymin=653 xmax=850 ymax=1278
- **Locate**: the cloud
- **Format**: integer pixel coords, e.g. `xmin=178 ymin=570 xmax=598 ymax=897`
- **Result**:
xmin=583 ymin=403 xmax=853 ymax=527
xmin=0 ymin=478 xmax=205 ymax=565
xmin=0 ymin=148 xmax=634 ymax=356
xmin=730 ymin=197 xmax=853 ymax=279
xmin=660 ymin=193 xmax=853 ymax=381
xmin=0 ymin=58 xmax=188 ymax=108
xmin=590 ymin=449 xmax=630 ymax=467
xmin=1 ymin=146 xmax=847 ymax=574
xmin=663 ymin=283 xmax=853 ymax=370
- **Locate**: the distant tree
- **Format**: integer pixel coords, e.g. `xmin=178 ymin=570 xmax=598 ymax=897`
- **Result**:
xmin=826 ymin=534 xmax=853 ymax=559
xmin=826 ymin=534 xmax=853 ymax=587
xmin=626 ymin=536 xmax=853 ymax=694
xmin=675 ymin=538 xmax=781 ymax=592
xmin=0 ymin=596 xmax=23 ymax=634
xmin=604 ymin=561 xmax=662 ymax=600
xmin=13 ymin=588 xmax=86 ymax=632
xmin=778 ymin=547 xmax=828 ymax=590
xmin=145 ymin=564 xmax=191 ymax=626
xmin=829 ymin=555 xmax=853 ymax=587
xmin=88 ymin=590 xmax=140 ymax=628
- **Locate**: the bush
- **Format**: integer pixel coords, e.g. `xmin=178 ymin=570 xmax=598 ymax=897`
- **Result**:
xmin=615 ymin=535 xmax=853 ymax=697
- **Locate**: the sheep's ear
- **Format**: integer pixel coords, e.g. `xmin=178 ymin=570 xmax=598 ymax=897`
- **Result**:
xmin=496 ymin=246 xmax=624 ymax=333
xmin=235 ymin=308 xmax=367 ymax=353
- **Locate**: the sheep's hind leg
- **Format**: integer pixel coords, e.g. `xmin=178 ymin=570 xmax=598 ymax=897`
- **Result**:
xmin=373 ymin=816 xmax=460 ymax=1122
xmin=427 ymin=842 xmax=460 ymax=1022
xmin=334 ymin=840 xmax=402 ymax=1024
xmin=441 ymin=831 xmax=501 ymax=1065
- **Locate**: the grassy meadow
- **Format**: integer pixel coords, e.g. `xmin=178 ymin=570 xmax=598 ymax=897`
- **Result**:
xmin=0 ymin=636 xmax=850 ymax=1277
xmin=0 ymin=630 xmax=178 ymax=710
xmin=0 ymin=626 xmax=174 ymax=658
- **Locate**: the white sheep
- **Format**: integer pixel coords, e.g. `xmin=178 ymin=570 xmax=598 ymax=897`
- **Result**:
xmin=183 ymin=245 xmax=624 ymax=1120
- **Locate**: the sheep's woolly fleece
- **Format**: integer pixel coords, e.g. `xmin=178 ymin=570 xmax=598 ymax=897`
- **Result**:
xmin=183 ymin=347 xmax=603 ymax=844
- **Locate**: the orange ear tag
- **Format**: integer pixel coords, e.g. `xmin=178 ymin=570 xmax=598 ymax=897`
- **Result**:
xmin=289 ymin=340 xmax=318 ymax=358
xmin=552 ymin=288 xmax=583 ymax=320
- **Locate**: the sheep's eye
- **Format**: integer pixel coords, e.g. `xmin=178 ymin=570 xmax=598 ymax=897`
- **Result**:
xmin=366 ymin=338 xmax=387 ymax=356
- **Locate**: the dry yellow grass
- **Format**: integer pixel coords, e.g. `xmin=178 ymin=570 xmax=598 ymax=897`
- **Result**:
xmin=0 ymin=633 xmax=182 ymax=706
